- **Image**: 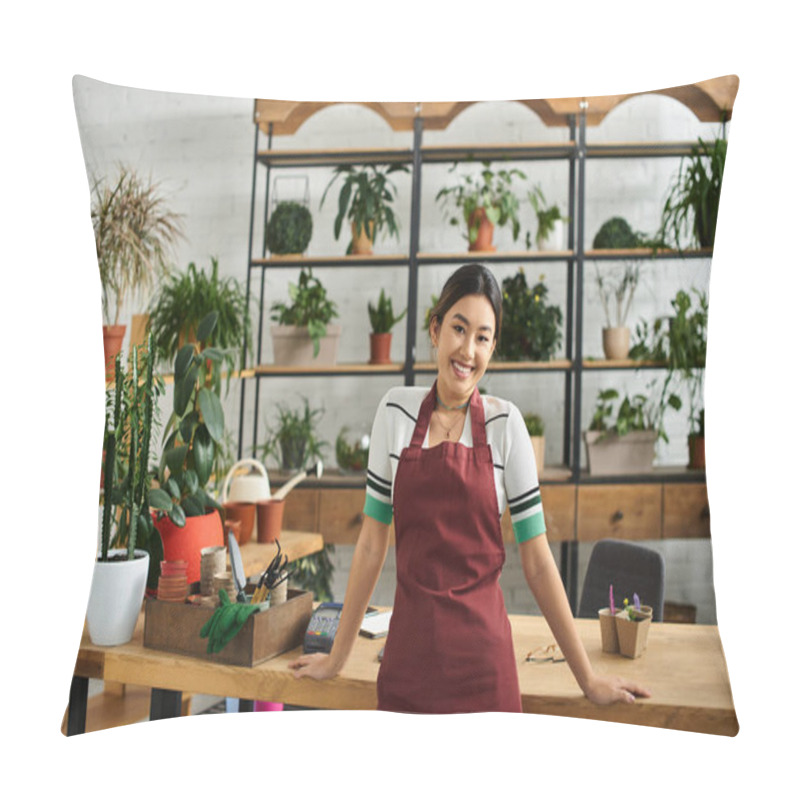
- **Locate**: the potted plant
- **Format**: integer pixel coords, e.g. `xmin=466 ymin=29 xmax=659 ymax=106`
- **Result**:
xmin=615 ymin=594 xmax=653 ymax=659
xmin=523 ymin=413 xmax=545 ymax=476
xmin=320 ymin=163 xmax=409 ymax=255
xmin=148 ymin=257 xmax=250 ymax=372
xmin=594 ymin=262 xmax=640 ymax=360
xmin=149 ymin=311 xmax=228 ymax=586
xmin=87 ymin=335 xmax=163 ymax=645
xmin=629 ymin=288 xmax=708 ymax=468
xmin=659 ymin=135 xmax=727 ymax=250
xmin=91 ymin=165 xmax=184 ymax=379
xmin=584 ymin=387 xmax=681 ymax=475
xmin=270 ymin=267 xmax=340 ymax=365
xmin=436 ymin=160 xmax=526 ymax=252
xmin=689 ymin=408 xmax=705 ymax=471
xmin=495 ymin=269 xmax=563 ymax=362
xmin=336 ymin=426 xmax=370 ymax=473
xmin=266 ymin=201 xmax=313 ymax=256
xmin=367 ymin=289 xmax=407 ymax=365
xmin=261 ymin=397 xmax=328 ymax=472
xmin=527 ymin=184 xmax=569 ymax=251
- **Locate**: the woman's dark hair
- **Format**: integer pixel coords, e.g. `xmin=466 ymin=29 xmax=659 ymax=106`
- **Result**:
xmin=429 ymin=263 xmax=503 ymax=340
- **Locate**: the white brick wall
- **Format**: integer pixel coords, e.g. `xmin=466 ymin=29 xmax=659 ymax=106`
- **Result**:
xmin=74 ymin=76 xmax=723 ymax=625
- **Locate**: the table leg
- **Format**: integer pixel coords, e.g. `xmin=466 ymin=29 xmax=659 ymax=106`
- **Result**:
xmin=239 ymin=699 xmax=254 ymax=712
xmin=150 ymin=688 xmax=183 ymax=721
xmin=66 ymin=675 xmax=88 ymax=736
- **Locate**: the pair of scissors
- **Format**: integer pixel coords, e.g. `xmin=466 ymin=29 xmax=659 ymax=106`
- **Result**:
xmin=251 ymin=541 xmax=291 ymax=604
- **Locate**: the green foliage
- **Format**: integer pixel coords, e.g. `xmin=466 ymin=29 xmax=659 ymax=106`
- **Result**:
xmin=589 ymin=386 xmax=681 ymax=443
xmin=289 ymin=545 xmax=336 ymax=603
xmin=148 ymin=257 xmax=250 ymax=371
xmin=320 ymin=163 xmax=409 ymax=244
xmin=335 ymin=427 xmax=370 ymax=472
xmin=629 ymin=288 xmax=708 ymax=435
xmin=270 ymin=267 xmax=339 ymax=358
xmin=368 ymin=289 xmax=407 ymax=334
xmin=266 ymin=201 xmax=313 ymax=255
xmin=659 ymin=136 xmax=727 ymax=250
xmin=436 ymin=160 xmax=526 ymax=246
xmin=100 ymin=334 xmax=166 ymax=587
xmin=496 ymin=269 xmax=563 ymax=362
xmin=261 ymin=397 xmax=328 ymax=471
xmin=592 ymin=216 xmax=656 ymax=249
xmin=92 ymin=165 xmax=184 ymax=326
xmin=421 ymin=294 xmax=439 ymax=332
xmin=523 ymin=413 xmax=545 ymax=437
xmin=527 ymin=184 xmax=569 ymax=248
xmin=151 ymin=312 xmax=227 ymax=528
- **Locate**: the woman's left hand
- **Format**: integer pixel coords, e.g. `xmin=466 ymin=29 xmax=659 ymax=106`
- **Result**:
xmin=583 ymin=674 xmax=651 ymax=705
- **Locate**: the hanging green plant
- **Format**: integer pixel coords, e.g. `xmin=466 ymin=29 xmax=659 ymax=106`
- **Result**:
xmin=289 ymin=545 xmax=336 ymax=603
xmin=266 ymin=201 xmax=313 ymax=255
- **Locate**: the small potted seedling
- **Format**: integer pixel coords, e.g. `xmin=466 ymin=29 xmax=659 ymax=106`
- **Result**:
xmin=614 ymin=592 xmax=653 ymax=659
xmin=367 ymin=289 xmax=407 ymax=365
xmin=523 ymin=412 xmax=545 ymax=476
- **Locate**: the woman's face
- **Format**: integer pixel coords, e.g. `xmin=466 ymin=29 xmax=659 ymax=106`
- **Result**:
xmin=430 ymin=293 xmax=496 ymax=404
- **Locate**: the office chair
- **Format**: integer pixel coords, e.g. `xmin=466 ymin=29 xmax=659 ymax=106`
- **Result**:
xmin=577 ymin=539 xmax=665 ymax=622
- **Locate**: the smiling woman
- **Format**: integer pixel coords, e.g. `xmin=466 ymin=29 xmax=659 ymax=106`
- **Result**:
xmin=289 ymin=263 xmax=650 ymax=712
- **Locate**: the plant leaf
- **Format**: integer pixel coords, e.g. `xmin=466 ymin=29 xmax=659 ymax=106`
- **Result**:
xmin=198 ymin=387 xmax=225 ymax=442
xmin=196 ymin=311 xmax=218 ymax=343
xmin=192 ymin=424 xmax=214 ymax=486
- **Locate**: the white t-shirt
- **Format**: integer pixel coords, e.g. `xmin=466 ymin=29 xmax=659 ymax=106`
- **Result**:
xmin=362 ymin=386 xmax=546 ymax=544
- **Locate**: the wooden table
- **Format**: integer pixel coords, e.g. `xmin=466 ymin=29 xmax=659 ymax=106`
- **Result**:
xmin=68 ymin=605 xmax=738 ymax=737
xmin=66 ymin=531 xmax=324 ymax=734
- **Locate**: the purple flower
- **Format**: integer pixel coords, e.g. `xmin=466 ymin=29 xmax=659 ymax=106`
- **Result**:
xmin=609 ymin=585 xmax=615 ymax=615
xmin=634 ymin=593 xmax=641 ymax=611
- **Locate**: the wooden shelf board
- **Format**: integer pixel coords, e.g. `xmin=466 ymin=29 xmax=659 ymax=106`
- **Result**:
xmin=415 ymin=360 xmax=572 ymax=372
xmin=257 ymin=147 xmax=413 ymax=166
xmin=418 ymin=250 xmax=575 ymax=263
xmin=586 ymin=247 xmax=713 ymax=259
xmin=251 ymin=253 xmax=408 ymax=267
xmin=583 ymin=359 xmax=666 ymax=369
xmin=254 ymin=362 xmax=405 ymax=376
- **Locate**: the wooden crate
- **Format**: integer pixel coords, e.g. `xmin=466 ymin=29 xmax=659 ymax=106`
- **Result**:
xmin=143 ymin=587 xmax=313 ymax=667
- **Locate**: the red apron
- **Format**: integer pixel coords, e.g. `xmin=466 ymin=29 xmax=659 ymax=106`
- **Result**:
xmin=377 ymin=382 xmax=522 ymax=713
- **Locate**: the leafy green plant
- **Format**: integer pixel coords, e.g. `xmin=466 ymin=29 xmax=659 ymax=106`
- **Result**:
xmin=527 ymin=184 xmax=569 ymax=249
xmin=659 ymin=136 xmax=727 ymax=250
xmin=436 ymin=160 xmax=526 ymax=247
xmin=266 ymin=201 xmax=313 ymax=254
xmin=149 ymin=312 xmax=227 ymax=527
xmin=589 ymin=386 xmax=681 ymax=443
xmin=496 ymin=269 xmax=563 ymax=362
xmin=261 ymin=397 xmax=328 ymax=471
xmin=368 ymin=289 xmax=407 ymax=334
xmin=629 ymin=288 xmax=708 ymax=434
xmin=290 ymin=545 xmax=336 ymax=603
xmin=336 ymin=427 xmax=370 ymax=472
xmin=320 ymin=163 xmax=409 ymax=247
xmin=421 ymin=294 xmax=439 ymax=332
xmin=594 ymin=263 xmax=640 ymax=328
xmin=523 ymin=413 xmax=545 ymax=437
xmin=592 ymin=216 xmax=649 ymax=249
xmin=148 ymin=257 xmax=250 ymax=371
xmin=92 ymin=165 xmax=184 ymax=326
xmin=270 ymin=267 xmax=339 ymax=358
xmin=101 ymin=334 xmax=166 ymax=587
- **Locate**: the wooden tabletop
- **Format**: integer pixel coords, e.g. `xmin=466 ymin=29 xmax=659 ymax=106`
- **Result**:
xmin=73 ymin=607 xmax=737 ymax=736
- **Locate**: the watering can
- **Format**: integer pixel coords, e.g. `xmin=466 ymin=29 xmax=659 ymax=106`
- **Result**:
xmin=221 ymin=458 xmax=271 ymax=504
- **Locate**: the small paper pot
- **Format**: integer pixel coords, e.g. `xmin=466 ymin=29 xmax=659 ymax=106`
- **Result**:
xmin=598 ymin=608 xmax=619 ymax=653
xmin=200 ymin=546 xmax=227 ymax=596
xmin=615 ymin=609 xmax=652 ymax=659
xmin=256 ymin=498 xmax=285 ymax=543
xmin=269 ymin=574 xmax=288 ymax=606
xmin=223 ymin=501 xmax=256 ymax=542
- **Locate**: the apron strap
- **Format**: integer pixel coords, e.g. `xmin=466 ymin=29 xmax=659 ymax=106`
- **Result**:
xmin=409 ymin=382 xmax=487 ymax=449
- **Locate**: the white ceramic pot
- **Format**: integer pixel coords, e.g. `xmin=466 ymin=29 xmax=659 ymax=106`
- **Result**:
xmin=583 ymin=429 xmax=657 ymax=476
xmin=86 ymin=549 xmax=149 ymax=646
xmin=602 ymin=326 xmax=631 ymax=360
xmin=271 ymin=324 xmax=341 ymax=366
xmin=537 ymin=218 xmax=566 ymax=251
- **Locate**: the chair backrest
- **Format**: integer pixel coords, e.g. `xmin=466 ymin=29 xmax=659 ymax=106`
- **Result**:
xmin=577 ymin=539 xmax=665 ymax=622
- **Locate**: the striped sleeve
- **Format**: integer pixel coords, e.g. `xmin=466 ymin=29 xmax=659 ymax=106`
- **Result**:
xmin=503 ymin=404 xmax=546 ymax=543
xmin=362 ymin=392 xmax=394 ymax=524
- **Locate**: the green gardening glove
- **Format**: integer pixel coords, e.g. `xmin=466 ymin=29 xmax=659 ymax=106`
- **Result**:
xmin=199 ymin=590 xmax=260 ymax=654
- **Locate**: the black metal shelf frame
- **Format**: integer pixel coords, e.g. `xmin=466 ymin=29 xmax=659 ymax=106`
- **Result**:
xmin=238 ymin=111 xmax=711 ymax=607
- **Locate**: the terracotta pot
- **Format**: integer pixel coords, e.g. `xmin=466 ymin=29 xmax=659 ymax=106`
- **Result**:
xmin=369 ymin=332 xmax=393 ymax=364
xmin=468 ymin=208 xmax=496 ymax=252
xmin=602 ymin=326 xmax=631 ymax=360
xmin=350 ymin=221 xmax=374 ymax=255
xmin=598 ymin=607 xmax=619 ymax=653
xmin=256 ymin=498 xmax=285 ymax=543
xmin=223 ymin=501 xmax=256 ymax=543
xmin=102 ymin=324 xmax=126 ymax=381
xmin=688 ymin=434 xmax=705 ymax=470
xmin=154 ymin=509 xmax=224 ymax=587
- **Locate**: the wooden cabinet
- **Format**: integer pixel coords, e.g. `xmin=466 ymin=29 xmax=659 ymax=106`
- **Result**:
xmin=663 ymin=483 xmax=711 ymax=539
xmin=577 ymin=484 xmax=663 ymax=542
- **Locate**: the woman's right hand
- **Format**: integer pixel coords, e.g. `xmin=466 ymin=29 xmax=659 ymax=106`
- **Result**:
xmin=288 ymin=652 xmax=341 ymax=681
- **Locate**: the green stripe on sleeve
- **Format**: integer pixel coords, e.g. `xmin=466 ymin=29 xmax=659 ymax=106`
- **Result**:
xmin=364 ymin=493 xmax=393 ymax=525
xmin=513 ymin=512 xmax=546 ymax=544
